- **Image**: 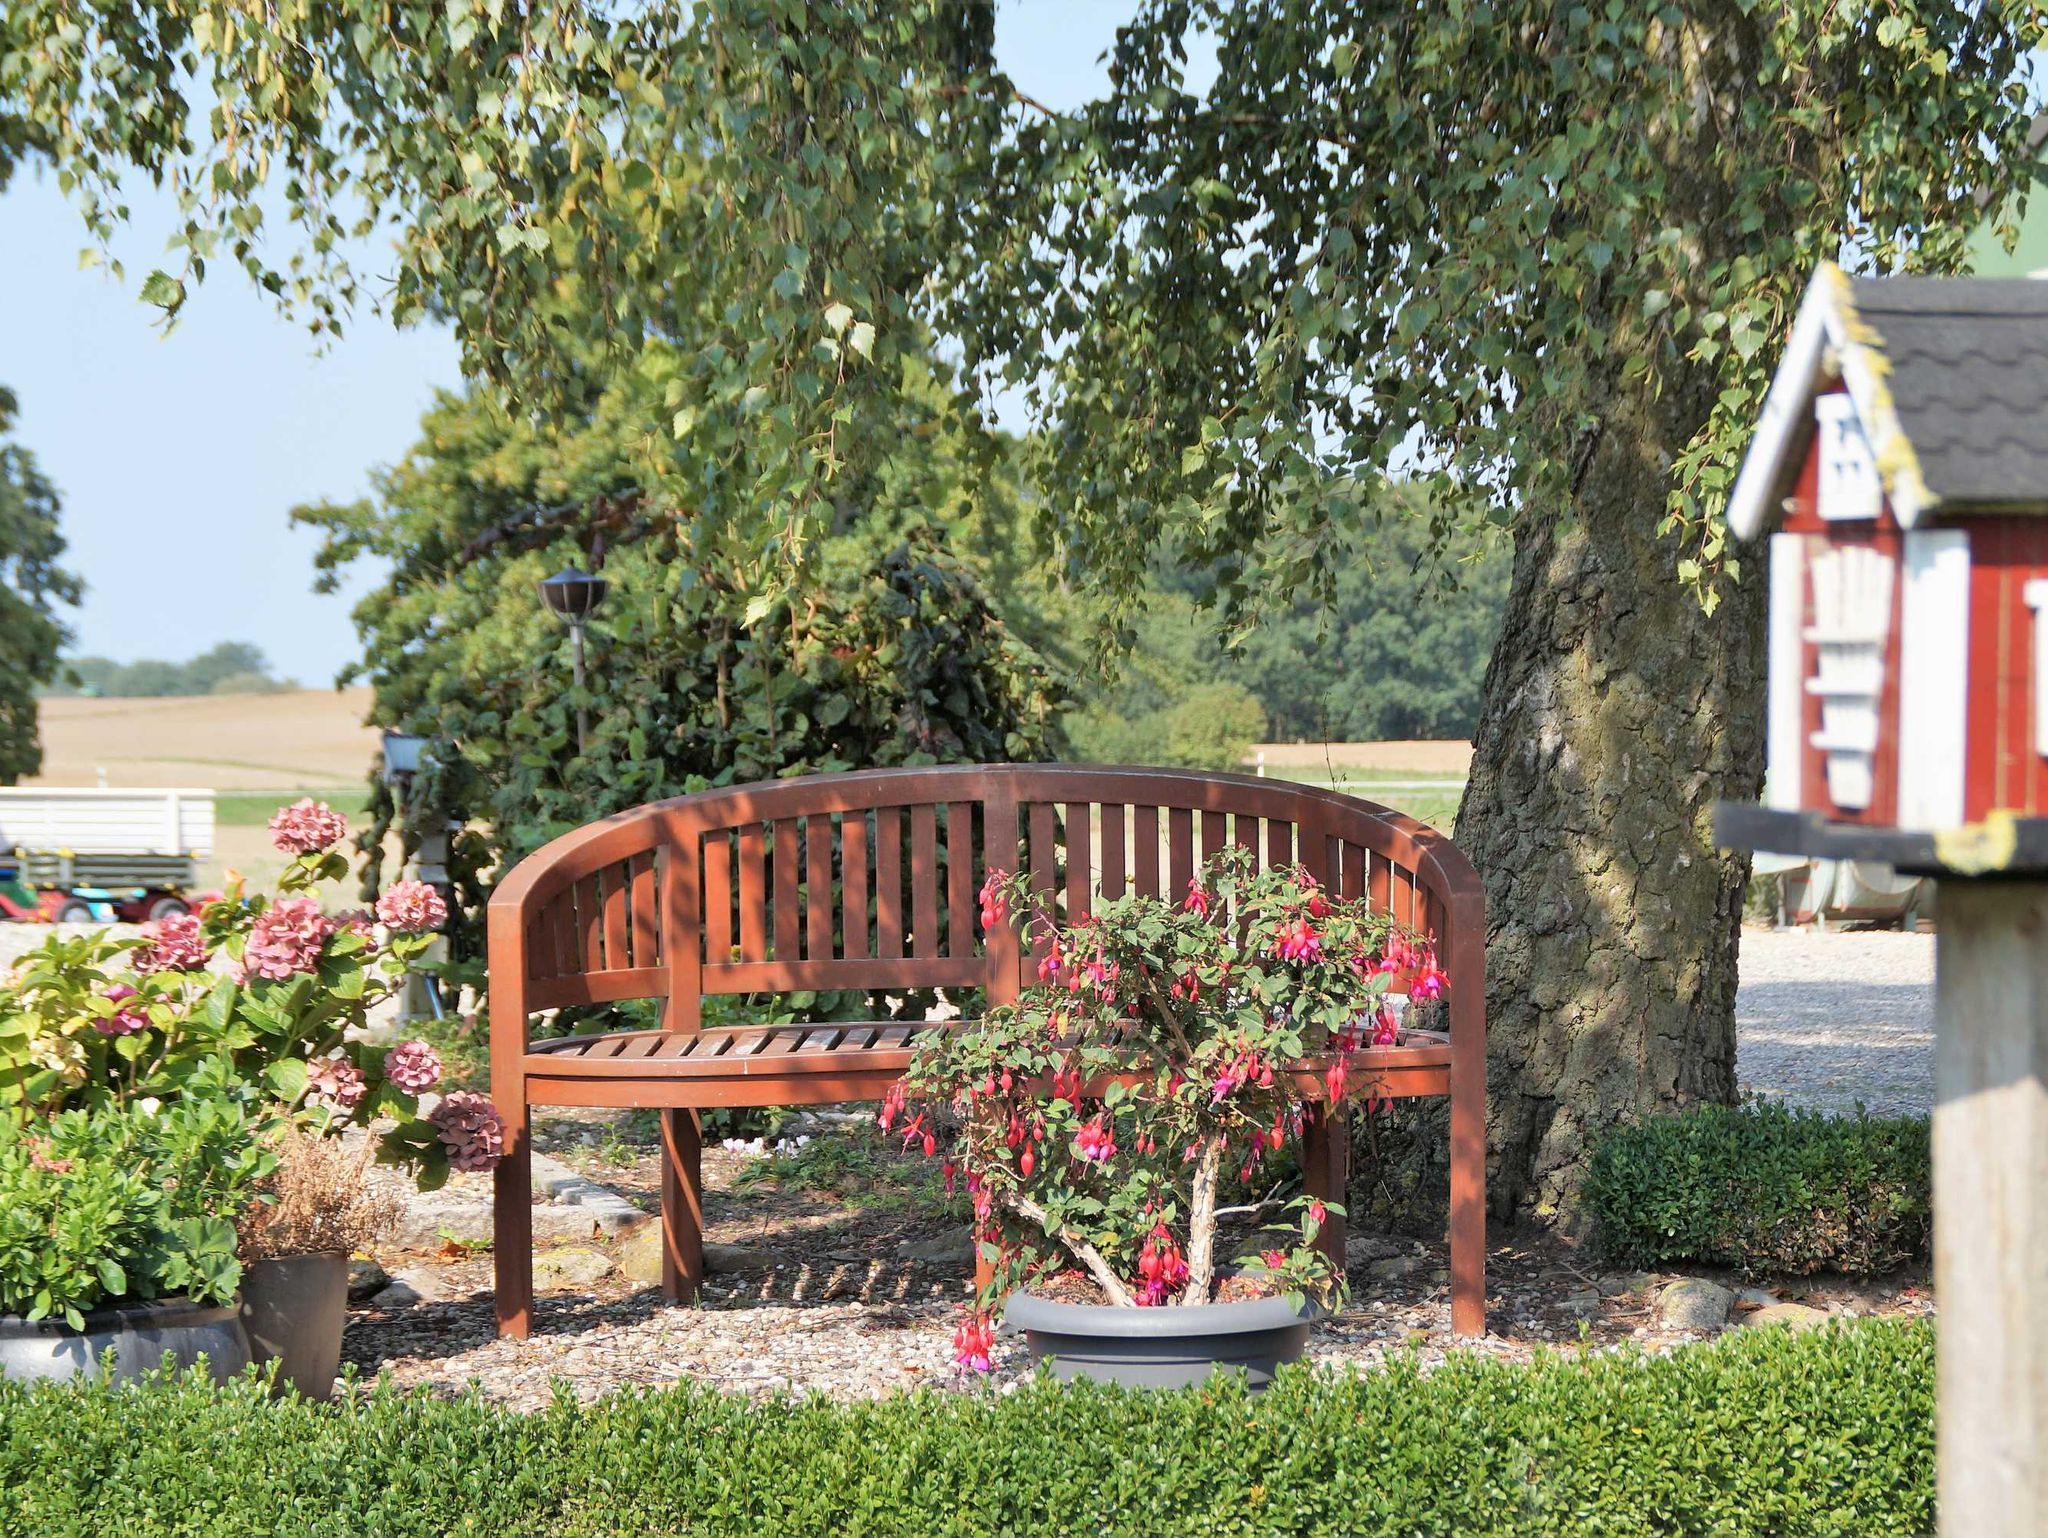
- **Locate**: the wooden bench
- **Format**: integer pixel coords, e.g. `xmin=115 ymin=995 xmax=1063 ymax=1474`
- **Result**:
xmin=487 ymin=764 xmax=1487 ymax=1338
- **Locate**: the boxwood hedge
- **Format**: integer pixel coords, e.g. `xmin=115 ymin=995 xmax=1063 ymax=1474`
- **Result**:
xmin=1583 ymin=1101 xmax=1931 ymax=1277
xmin=0 ymin=1321 xmax=1931 ymax=1537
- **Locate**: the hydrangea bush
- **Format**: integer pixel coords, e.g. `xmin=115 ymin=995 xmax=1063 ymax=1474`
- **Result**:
xmin=0 ymin=799 xmax=501 ymax=1189
xmin=896 ymin=847 xmax=1446 ymax=1369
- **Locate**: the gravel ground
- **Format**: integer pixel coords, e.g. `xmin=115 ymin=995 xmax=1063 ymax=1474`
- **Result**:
xmin=1735 ymin=926 xmax=1935 ymax=1118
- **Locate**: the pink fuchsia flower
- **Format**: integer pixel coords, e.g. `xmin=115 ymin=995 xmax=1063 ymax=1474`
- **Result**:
xmin=244 ymin=895 xmax=333 ymax=980
xmin=383 ymin=1038 xmax=443 ymax=1094
xmin=134 ymin=911 xmax=208 ymax=973
xmin=977 ymin=870 xmax=1008 ymax=930
xmin=1372 ymin=1004 xmax=1400 ymax=1047
xmin=1276 ymin=918 xmax=1323 ymax=964
xmin=1183 ymin=880 xmax=1211 ymax=919
xmin=429 ymin=1090 xmax=505 ymax=1172
xmin=1261 ymin=1248 xmax=1288 ymax=1271
xmin=1135 ymin=1222 xmax=1189 ymax=1305
xmin=1411 ymin=963 xmax=1449 ymax=1002
xmin=375 ymin=879 xmax=447 ymax=934
xmin=93 ymin=983 xmax=148 ymax=1037
xmin=307 ymin=1054 xmax=369 ymax=1112
xmin=268 ymin=798 xmax=349 ymax=856
xmin=1307 ymin=1197 xmax=1328 ymax=1227
xmin=954 ymin=1312 xmax=995 ymax=1373
xmin=1074 ymin=1115 xmax=1116 ymax=1164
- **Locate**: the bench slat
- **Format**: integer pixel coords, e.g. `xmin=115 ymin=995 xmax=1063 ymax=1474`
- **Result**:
xmin=842 ymin=812 xmax=869 ymax=960
xmin=911 ymin=804 xmax=939 ymax=960
xmin=807 ymin=813 xmax=836 ymax=961
xmin=947 ymin=800 xmax=976 ymax=961
xmin=738 ymin=824 xmax=767 ymax=963
xmin=877 ymin=808 xmax=904 ymax=959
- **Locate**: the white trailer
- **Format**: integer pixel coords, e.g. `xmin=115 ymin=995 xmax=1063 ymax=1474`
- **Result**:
xmin=0 ymin=788 xmax=216 ymax=922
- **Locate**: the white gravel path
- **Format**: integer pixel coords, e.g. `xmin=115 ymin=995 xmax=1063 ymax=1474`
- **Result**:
xmin=1736 ymin=926 xmax=1934 ymax=1119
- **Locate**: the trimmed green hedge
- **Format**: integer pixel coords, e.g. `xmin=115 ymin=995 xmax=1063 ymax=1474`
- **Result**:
xmin=1584 ymin=1101 xmax=1931 ymax=1277
xmin=0 ymin=1322 xmax=1931 ymax=1536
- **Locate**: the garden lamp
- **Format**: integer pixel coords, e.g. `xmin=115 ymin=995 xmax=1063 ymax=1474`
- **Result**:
xmin=539 ymin=566 xmax=608 ymax=756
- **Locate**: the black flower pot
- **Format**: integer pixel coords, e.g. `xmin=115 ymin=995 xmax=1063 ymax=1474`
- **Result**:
xmin=1002 ymin=1291 xmax=1320 ymax=1390
xmin=0 ymin=1295 xmax=249 ymax=1386
xmin=240 ymin=1252 xmax=348 ymax=1401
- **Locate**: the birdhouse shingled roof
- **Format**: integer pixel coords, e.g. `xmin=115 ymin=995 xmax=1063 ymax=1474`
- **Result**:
xmin=1728 ymin=265 xmax=2048 ymax=540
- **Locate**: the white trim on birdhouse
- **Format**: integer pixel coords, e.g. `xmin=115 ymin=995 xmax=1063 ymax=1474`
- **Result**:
xmin=2026 ymin=579 xmax=2048 ymax=760
xmin=1898 ymin=530 xmax=1970 ymax=828
xmin=1727 ymin=264 xmax=1938 ymax=541
xmin=1765 ymin=532 xmax=1806 ymax=810
xmin=1804 ymin=544 xmax=1895 ymax=812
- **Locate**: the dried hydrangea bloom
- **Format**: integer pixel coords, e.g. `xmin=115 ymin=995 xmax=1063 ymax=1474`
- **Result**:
xmin=93 ymin=982 xmax=148 ymax=1037
xmin=268 ymin=798 xmax=349 ymax=856
xmin=429 ymin=1090 xmax=504 ymax=1172
xmin=244 ymin=895 xmax=333 ymax=980
xmin=307 ymin=1054 xmax=369 ymax=1112
xmin=134 ymin=911 xmax=208 ymax=974
xmin=382 ymin=1038 xmax=443 ymax=1094
xmin=374 ymin=879 xmax=448 ymax=934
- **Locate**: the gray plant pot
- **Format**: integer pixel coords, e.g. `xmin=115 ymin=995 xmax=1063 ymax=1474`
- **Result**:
xmin=1003 ymin=1290 xmax=1321 ymax=1390
xmin=0 ymin=1295 xmax=249 ymax=1386
xmin=239 ymin=1251 xmax=348 ymax=1401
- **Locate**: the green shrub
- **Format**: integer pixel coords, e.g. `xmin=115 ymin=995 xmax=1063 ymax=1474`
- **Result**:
xmin=1584 ymin=1101 xmax=1931 ymax=1276
xmin=0 ymin=1098 xmax=273 ymax=1326
xmin=0 ymin=1322 xmax=1931 ymax=1536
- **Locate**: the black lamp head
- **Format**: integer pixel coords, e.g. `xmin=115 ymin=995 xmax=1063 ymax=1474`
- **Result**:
xmin=539 ymin=566 xmax=608 ymax=623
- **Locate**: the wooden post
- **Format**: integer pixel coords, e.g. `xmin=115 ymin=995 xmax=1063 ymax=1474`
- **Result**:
xmin=1935 ymin=879 xmax=2048 ymax=1538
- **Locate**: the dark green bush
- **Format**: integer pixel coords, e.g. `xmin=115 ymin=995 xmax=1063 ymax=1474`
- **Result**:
xmin=0 ymin=1322 xmax=1931 ymax=1537
xmin=1584 ymin=1101 xmax=1931 ymax=1276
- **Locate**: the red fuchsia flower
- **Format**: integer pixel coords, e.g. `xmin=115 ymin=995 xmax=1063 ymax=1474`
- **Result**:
xmin=383 ymin=1039 xmax=443 ymax=1094
xmin=1037 ymin=936 xmax=1064 ymax=982
xmin=268 ymin=797 xmax=348 ymax=856
xmin=134 ymin=911 xmax=208 ymax=974
xmin=93 ymin=983 xmax=148 ymax=1037
xmin=878 ymin=1082 xmax=908 ymax=1132
xmin=1276 ymin=918 xmax=1323 ymax=964
xmin=1183 ymin=880 xmax=1211 ymax=918
xmin=1135 ymin=1222 xmax=1190 ymax=1305
xmin=1373 ymin=1004 xmax=1400 ymax=1048
xmin=1262 ymin=1248 xmax=1287 ymax=1270
xmin=1074 ymin=1115 xmax=1116 ymax=1164
xmin=307 ymin=1053 xmax=369 ymax=1112
xmin=1308 ymin=1198 xmax=1328 ymax=1227
xmin=1324 ymin=1054 xmax=1349 ymax=1102
xmin=1411 ymin=962 xmax=1449 ymax=1002
xmin=244 ymin=896 xmax=333 ymax=980
xmin=954 ymin=1312 xmax=995 ymax=1373
xmin=1018 ymin=1147 xmax=1035 ymax=1178
xmin=977 ymin=870 xmax=1008 ymax=930
xmin=429 ymin=1090 xmax=505 ymax=1172
xmin=376 ymin=879 xmax=448 ymax=934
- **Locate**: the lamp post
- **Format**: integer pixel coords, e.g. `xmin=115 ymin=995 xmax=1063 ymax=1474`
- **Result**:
xmin=538 ymin=566 xmax=608 ymax=757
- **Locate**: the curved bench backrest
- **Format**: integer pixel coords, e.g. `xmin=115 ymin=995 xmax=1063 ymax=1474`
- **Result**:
xmin=487 ymin=764 xmax=1483 ymax=1034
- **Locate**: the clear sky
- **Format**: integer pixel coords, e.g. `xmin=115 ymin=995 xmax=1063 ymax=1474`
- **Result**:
xmin=0 ymin=4 xmax=1217 ymax=686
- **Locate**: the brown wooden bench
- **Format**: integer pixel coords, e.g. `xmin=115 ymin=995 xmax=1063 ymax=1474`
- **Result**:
xmin=487 ymin=764 xmax=1486 ymax=1338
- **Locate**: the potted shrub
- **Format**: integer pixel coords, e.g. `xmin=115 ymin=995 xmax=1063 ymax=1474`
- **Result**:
xmin=236 ymin=1127 xmax=400 ymax=1401
xmin=897 ymin=847 xmax=1447 ymax=1388
xmin=0 ymin=1095 xmax=274 ymax=1384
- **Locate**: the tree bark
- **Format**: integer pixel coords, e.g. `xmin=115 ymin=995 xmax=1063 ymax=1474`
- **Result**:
xmin=1455 ymin=378 xmax=1767 ymax=1224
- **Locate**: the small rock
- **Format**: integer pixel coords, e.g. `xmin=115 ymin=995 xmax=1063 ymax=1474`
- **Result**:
xmin=1344 ymin=1234 xmax=1406 ymax=1266
xmin=1744 ymin=1302 xmax=1832 ymax=1332
xmin=533 ymin=1246 xmax=616 ymax=1293
xmin=705 ymin=1242 xmax=775 ymax=1275
xmin=1563 ymin=1286 xmax=1602 ymax=1319
xmin=367 ymin=1280 xmax=425 ymax=1309
xmin=616 ymin=1230 xmax=775 ymax=1287
xmin=1657 ymin=1278 xmax=1734 ymax=1331
xmin=1596 ymin=1271 xmax=1656 ymax=1298
xmin=346 ymin=1258 xmax=390 ymax=1302
xmin=1369 ymin=1255 xmax=1426 ymax=1282
xmin=1736 ymin=1287 xmax=1780 ymax=1310
xmin=900 ymin=1235 xmax=976 ymax=1267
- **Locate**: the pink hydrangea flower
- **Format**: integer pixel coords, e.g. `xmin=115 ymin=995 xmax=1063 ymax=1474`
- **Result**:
xmin=307 ymin=1054 xmax=368 ymax=1112
xmin=244 ymin=895 xmax=333 ymax=980
xmin=375 ymin=879 xmax=447 ymax=934
xmin=430 ymin=1091 xmax=504 ymax=1172
xmin=134 ymin=911 xmax=208 ymax=974
xmin=383 ymin=1038 xmax=443 ymax=1094
xmin=268 ymin=798 xmax=348 ymax=856
xmin=93 ymin=983 xmax=148 ymax=1037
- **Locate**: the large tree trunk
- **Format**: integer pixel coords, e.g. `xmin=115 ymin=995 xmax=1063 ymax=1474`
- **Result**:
xmin=1454 ymin=379 xmax=1768 ymax=1224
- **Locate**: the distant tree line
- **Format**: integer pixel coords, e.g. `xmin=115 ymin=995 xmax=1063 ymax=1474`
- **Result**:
xmin=45 ymin=641 xmax=295 ymax=699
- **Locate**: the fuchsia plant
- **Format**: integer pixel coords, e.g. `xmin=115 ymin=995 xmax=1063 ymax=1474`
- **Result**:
xmin=895 ymin=846 xmax=1447 ymax=1371
xmin=0 ymin=799 xmax=502 ymax=1188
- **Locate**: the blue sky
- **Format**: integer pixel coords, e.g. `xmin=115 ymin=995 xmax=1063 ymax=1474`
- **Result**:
xmin=0 ymin=4 xmax=1217 ymax=686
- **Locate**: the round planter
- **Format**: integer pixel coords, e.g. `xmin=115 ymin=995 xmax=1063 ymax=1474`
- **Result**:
xmin=239 ymin=1251 xmax=348 ymax=1401
xmin=1002 ymin=1290 xmax=1321 ymax=1390
xmin=0 ymin=1295 xmax=249 ymax=1387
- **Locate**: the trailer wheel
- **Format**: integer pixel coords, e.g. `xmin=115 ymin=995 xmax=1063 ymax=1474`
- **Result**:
xmin=55 ymin=900 xmax=95 ymax=924
xmin=146 ymin=895 xmax=190 ymax=922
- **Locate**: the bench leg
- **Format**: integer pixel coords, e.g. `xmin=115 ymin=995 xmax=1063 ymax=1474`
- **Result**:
xmin=1449 ymin=1053 xmax=1487 ymax=1337
xmin=493 ymin=1102 xmax=534 ymax=1339
xmin=660 ymin=1108 xmax=704 ymax=1304
xmin=1302 ymin=1102 xmax=1348 ymax=1276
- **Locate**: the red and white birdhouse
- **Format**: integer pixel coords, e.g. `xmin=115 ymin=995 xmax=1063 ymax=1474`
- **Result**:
xmin=1728 ymin=263 xmax=2048 ymax=831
